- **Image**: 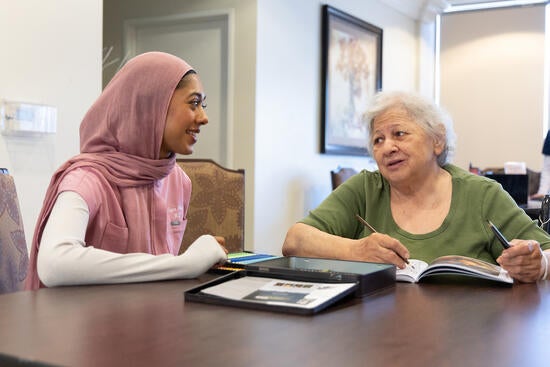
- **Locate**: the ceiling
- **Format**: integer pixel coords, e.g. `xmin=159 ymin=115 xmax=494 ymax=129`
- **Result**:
xmin=446 ymin=0 xmax=508 ymax=4
xmin=380 ymin=0 xmax=546 ymax=20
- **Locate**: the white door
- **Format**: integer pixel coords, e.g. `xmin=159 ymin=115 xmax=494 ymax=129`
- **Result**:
xmin=124 ymin=12 xmax=232 ymax=166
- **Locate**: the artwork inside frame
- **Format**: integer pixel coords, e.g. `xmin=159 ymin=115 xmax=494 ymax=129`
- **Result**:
xmin=320 ymin=5 xmax=383 ymax=156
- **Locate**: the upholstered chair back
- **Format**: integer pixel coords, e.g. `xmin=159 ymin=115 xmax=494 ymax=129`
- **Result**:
xmin=176 ymin=159 xmax=245 ymax=254
xmin=0 ymin=171 xmax=28 ymax=293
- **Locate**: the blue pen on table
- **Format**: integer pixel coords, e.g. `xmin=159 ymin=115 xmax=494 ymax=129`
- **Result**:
xmin=355 ymin=214 xmax=410 ymax=265
xmin=487 ymin=220 xmax=511 ymax=249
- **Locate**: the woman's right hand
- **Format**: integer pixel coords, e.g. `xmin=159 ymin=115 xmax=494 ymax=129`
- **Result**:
xmin=350 ymin=233 xmax=410 ymax=269
xmin=213 ymin=236 xmax=228 ymax=254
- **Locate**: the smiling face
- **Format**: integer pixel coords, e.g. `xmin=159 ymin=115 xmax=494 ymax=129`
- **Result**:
xmin=160 ymin=72 xmax=208 ymax=158
xmin=371 ymin=107 xmax=444 ymax=186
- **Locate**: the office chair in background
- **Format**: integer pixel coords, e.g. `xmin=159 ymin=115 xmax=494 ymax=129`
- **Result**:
xmin=176 ymin=159 xmax=245 ymax=253
xmin=330 ymin=166 xmax=358 ymax=190
xmin=478 ymin=165 xmax=541 ymax=198
xmin=540 ymin=195 xmax=550 ymax=234
xmin=0 ymin=169 xmax=28 ymax=293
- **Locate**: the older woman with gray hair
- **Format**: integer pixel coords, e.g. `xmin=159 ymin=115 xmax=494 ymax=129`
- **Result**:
xmin=283 ymin=91 xmax=550 ymax=283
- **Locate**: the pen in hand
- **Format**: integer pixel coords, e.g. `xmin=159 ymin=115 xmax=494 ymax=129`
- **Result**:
xmin=355 ymin=214 xmax=410 ymax=265
xmin=355 ymin=213 xmax=378 ymax=234
xmin=487 ymin=220 xmax=511 ymax=249
xmin=488 ymin=219 xmax=546 ymax=279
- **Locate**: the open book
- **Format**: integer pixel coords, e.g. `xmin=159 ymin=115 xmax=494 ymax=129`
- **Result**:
xmin=396 ymin=255 xmax=513 ymax=284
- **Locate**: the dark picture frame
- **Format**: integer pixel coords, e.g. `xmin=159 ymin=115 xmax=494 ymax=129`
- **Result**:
xmin=320 ymin=5 xmax=382 ymax=156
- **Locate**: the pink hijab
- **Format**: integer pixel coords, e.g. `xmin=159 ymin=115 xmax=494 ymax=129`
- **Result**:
xmin=26 ymin=52 xmax=193 ymax=290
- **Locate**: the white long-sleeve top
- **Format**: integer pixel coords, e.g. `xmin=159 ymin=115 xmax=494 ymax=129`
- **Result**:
xmin=37 ymin=191 xmax=227 ymax=287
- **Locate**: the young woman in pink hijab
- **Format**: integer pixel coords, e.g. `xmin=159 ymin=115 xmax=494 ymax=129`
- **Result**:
xmin=25 ymin=52 xmax=227 ymax=290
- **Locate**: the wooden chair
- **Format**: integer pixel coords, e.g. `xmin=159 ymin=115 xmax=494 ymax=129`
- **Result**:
xmin=176 ymin=159 xmax=245 ymax=253
xmin=0 ymin=169 xmax=28 ymax=293
xmin=330 ymin=166 xmax=358 ymax=190
xmin=527 ymin=168 xmax=541 ymax=197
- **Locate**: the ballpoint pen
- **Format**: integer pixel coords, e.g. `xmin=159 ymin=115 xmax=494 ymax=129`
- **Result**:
xmin=487 ymin=220 xmax=511 ymax=249
xmin=355 ymin=214 xmax=410 ymax=265
xmin=355 ymin=213 xmax=377 ymax=234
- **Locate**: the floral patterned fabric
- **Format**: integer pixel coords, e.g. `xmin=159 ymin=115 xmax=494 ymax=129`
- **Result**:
xmin=0 ymin=174 xmax=28 ymax=293
xmin=176 ymin=159 xmax=244 ymax=253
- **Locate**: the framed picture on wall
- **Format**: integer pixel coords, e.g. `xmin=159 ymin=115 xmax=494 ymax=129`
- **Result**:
xmin=320 ymin=5 xmax=382 ymax=156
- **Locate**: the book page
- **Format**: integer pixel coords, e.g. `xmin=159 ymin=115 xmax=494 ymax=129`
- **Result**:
xmin=421 ymin=255 xmax=513 ymax=284
xmin=396 ymin=260 xmax=428 ymax=282
xmin=200 ymin=276 xmax=356 ymax=309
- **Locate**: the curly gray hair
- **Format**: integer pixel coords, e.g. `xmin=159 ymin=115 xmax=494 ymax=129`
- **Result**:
xmin=363 ymin=91 xmax=456 ymax=166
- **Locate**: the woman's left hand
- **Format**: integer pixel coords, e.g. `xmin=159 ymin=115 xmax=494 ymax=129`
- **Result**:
xmin=496 ymin=240 xmax=543 ymax=283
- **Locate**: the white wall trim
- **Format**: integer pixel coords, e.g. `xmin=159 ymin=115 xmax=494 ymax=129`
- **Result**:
xmin=226 ymin=8 xmax=235 ymax=167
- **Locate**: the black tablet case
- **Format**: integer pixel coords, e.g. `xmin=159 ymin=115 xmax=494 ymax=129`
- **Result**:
xmin=185 ymin=257 xmax=395 ymax=315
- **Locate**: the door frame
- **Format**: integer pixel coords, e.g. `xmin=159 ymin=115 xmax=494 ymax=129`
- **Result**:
xmin=123 ymin=10 xmax=235 ymax=166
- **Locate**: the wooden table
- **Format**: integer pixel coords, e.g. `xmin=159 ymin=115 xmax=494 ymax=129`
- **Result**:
xmin=0 ymin=275 xmax=549 ymax=367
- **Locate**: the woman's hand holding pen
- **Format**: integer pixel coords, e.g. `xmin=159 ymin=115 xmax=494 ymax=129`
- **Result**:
xmin=351 ymin=234 xmax=410 ymax=269
xmin=497 ymin=239 xmax=546 ymax=283
xmin=354 ymin=214 xmax=410 ymax=269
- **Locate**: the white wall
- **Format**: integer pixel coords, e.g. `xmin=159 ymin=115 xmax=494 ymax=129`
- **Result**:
xmin=0 ymin=1 xmax=102 ymax=247
xmin=440 ymin=5 xmax=546 ymax=171
xmin=253 ymin=0 xmax=420 ymax=254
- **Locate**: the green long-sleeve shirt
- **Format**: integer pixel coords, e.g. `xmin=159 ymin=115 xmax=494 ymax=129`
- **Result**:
xmin=301 ymin=164 xmax=550 ymax=264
